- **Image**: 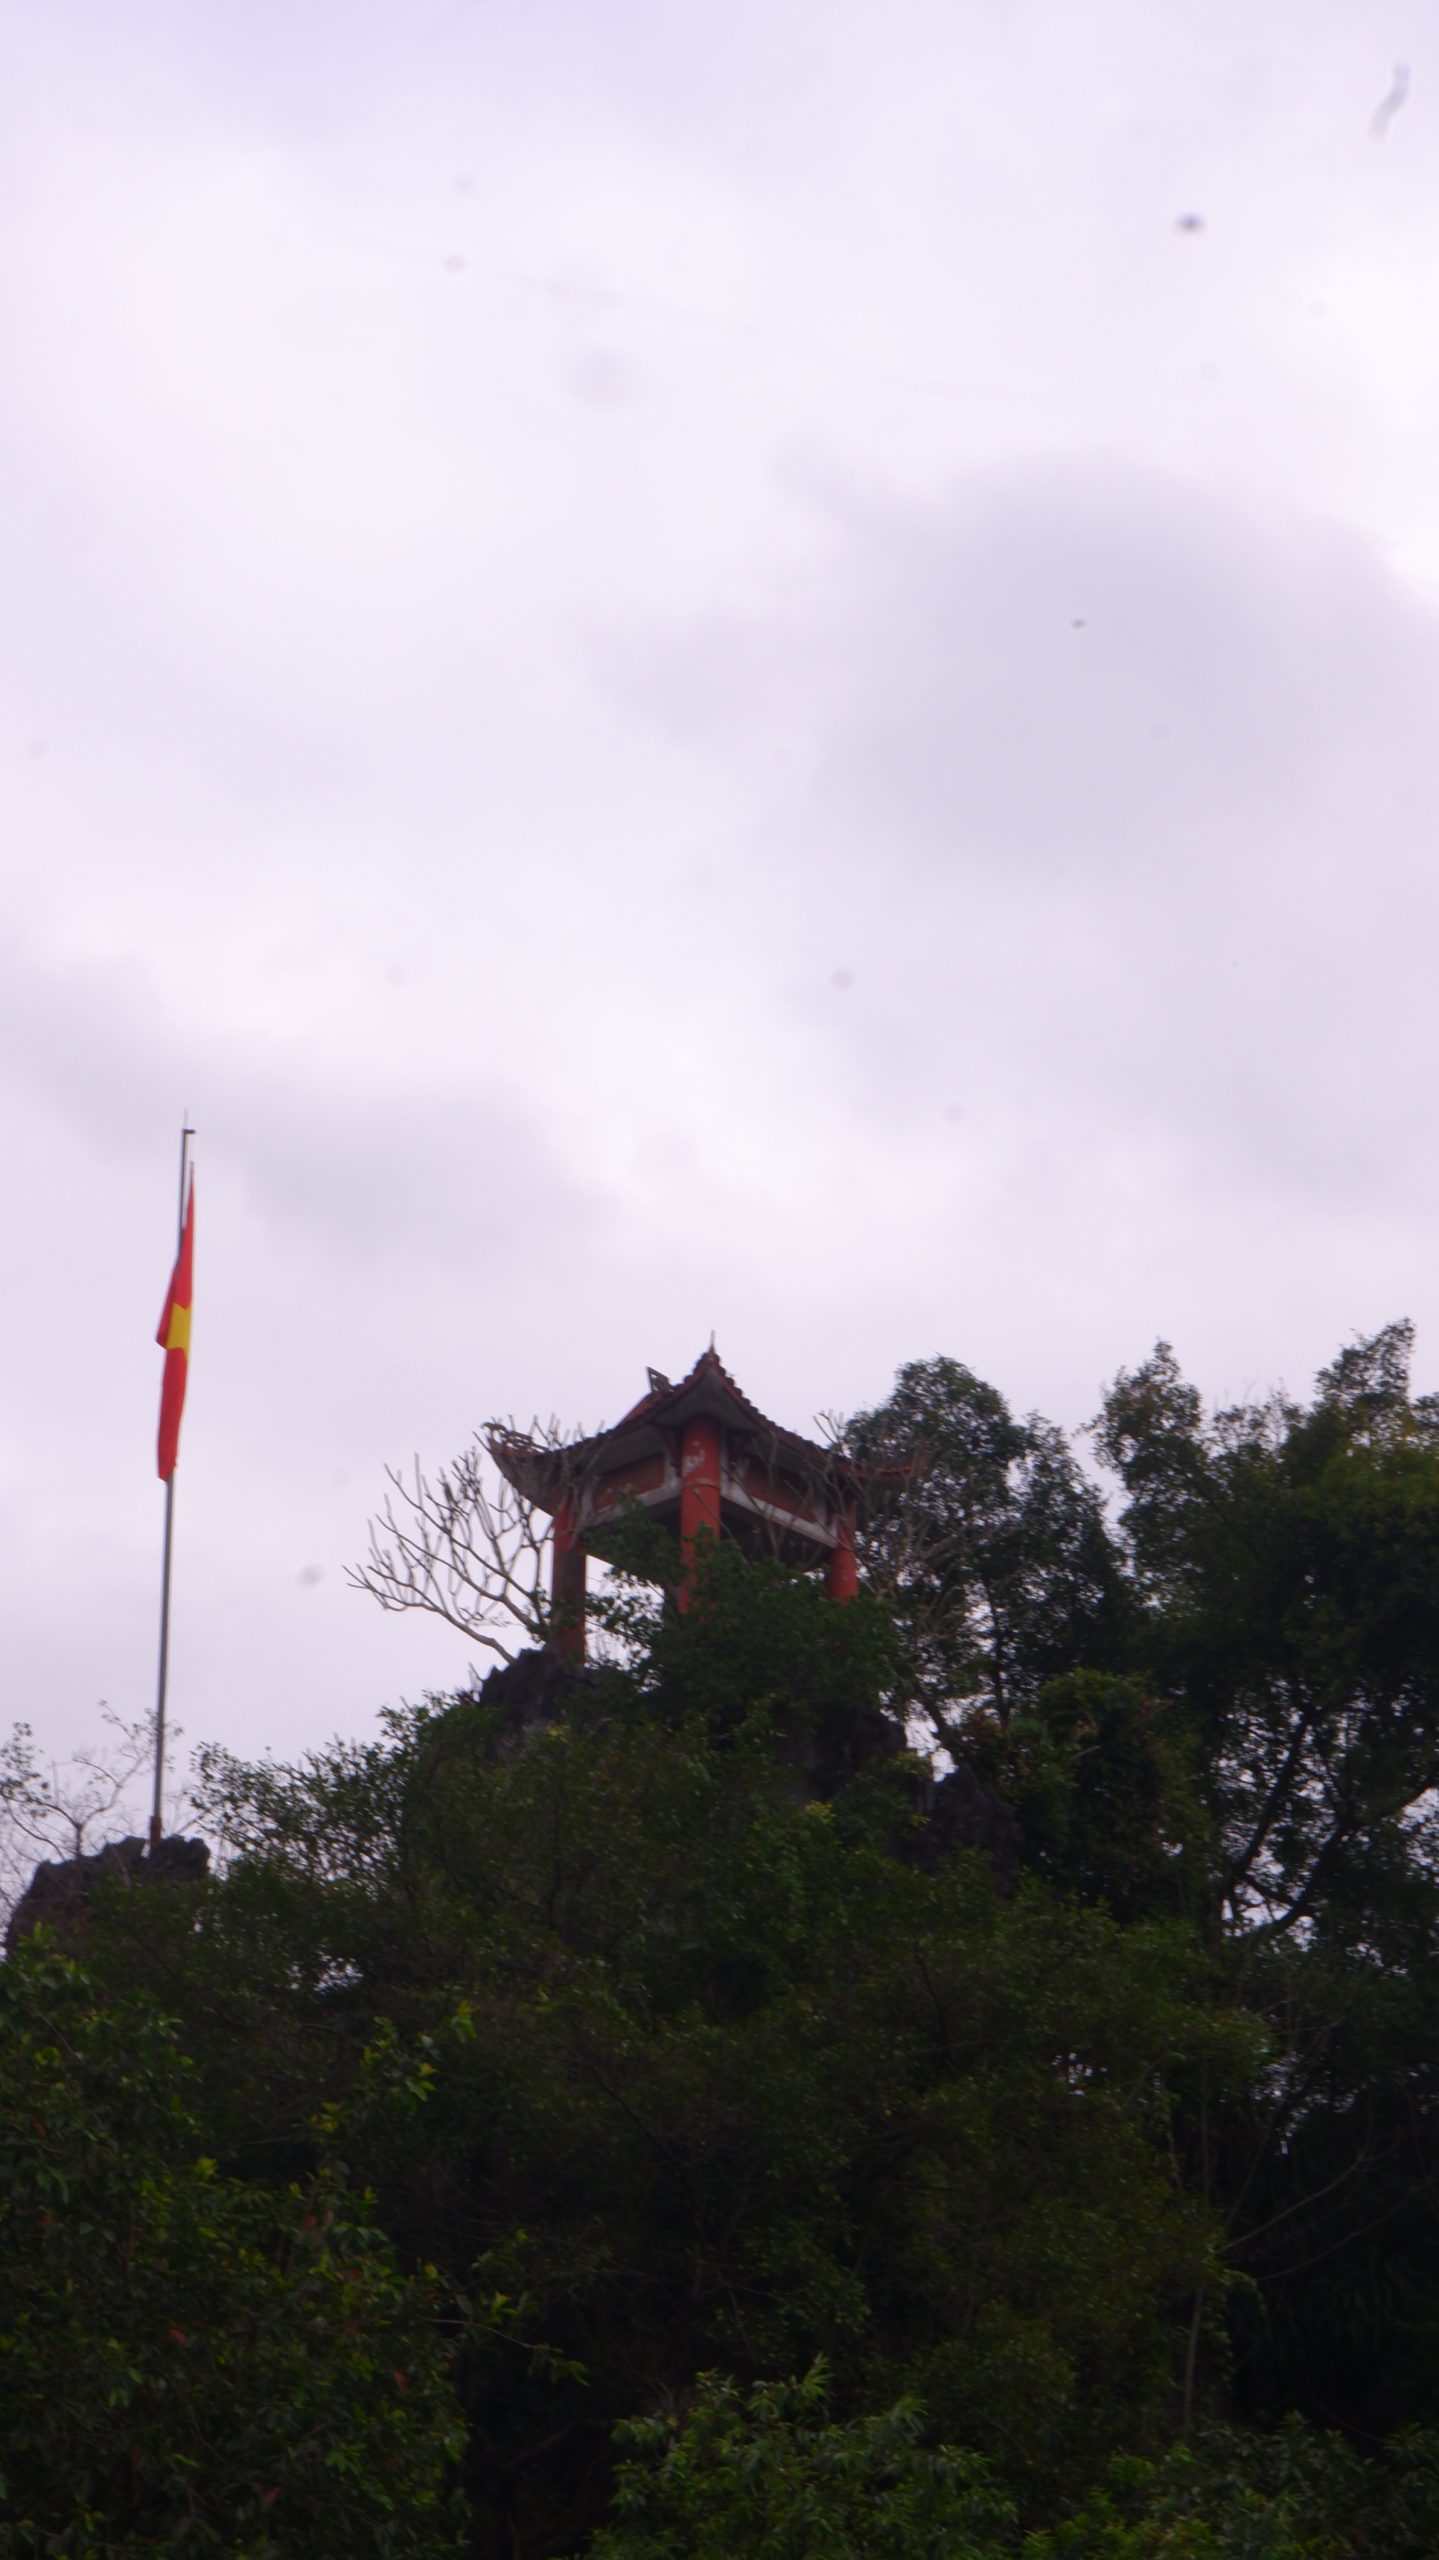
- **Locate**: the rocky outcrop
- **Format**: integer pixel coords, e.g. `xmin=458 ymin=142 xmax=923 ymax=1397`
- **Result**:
xmin=776 ymin=1695 xmax=908 ymax=1800
xmin=470 ymin=1649 xmax=1019 ymax=1891
xmin=472 ymin=1647 xmax=599 ymax=1758
xmin=907 ymin=1760 xmax=1023 ymax=1894
xmin=5 ymin=1833 xmax=210 ymax=1955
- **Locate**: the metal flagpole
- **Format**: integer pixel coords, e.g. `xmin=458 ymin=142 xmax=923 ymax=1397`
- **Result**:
xmin=151 ymin=1121 xmax=193 ymax=1853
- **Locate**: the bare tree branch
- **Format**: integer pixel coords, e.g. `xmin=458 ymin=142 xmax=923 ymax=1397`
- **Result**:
xmin=347 ymin=1418 xmax=587 ymax=1663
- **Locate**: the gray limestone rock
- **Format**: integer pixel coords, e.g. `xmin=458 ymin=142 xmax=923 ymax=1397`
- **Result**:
xmin=5 ymin=1832 xmax=210 ymax=1955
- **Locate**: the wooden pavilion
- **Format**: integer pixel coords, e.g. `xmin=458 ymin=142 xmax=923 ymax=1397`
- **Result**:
xmin=488 ymin=1347 xmax=861 ymax=1660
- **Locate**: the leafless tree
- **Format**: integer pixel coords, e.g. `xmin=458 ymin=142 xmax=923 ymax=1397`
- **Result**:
xmin=347 ymin=1418 xmax=589 ymax=1664
xmin=0 ymin=1707 xmax=187 ymax=1929
xmin=351 ymin=1406 xmax=877 ymax=1675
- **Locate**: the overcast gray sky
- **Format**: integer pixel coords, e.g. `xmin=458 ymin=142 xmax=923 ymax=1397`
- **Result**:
xmin=5 ymin=0 xmax=1438 ymax=1784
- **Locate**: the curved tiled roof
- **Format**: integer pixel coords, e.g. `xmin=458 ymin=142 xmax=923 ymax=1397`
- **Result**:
xmin=489 ymin=1346 xmax=858 ymax=1515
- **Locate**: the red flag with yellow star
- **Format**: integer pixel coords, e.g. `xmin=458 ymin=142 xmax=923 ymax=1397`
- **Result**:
xmin=156 ymin=1177 xmax=195 ymax=1481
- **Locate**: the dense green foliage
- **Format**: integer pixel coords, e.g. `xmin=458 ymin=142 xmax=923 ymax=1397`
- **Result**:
xmin=594 ymin=2369 xmax=1439 ymax=2560
xmin=592 ymin=2363 xmax=1015 ymax=2558
xmin=8 ymin=1323 xmax=1439 ymax=2555
xmin=0 ymin=1946 xmax=463 ymax=2557
xmin=97 ymin=1562 xmax=1231 ymax=2547
xmin=844 ymin=1356 xmax=1128 ymax=1736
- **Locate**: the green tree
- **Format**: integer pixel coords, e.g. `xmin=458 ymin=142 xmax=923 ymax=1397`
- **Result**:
xmin=1094 ymin=1322 xmax=1439 ymax=1951
xmin=845 ymin=1358 xmax=1127 ymax=1739
xmin=0 ymin=1941 xmax=465 ymax=2558
xmin=1092 ymin=1324 xmax=1439 ymax=2439
xmin=80 ymin=1555 xmax=1233 ymax=2552
xmin=1020 ymin=2418 xmax=1439 ymax=2559
xmin=593 ymin=2381 xmax=1439 ymax=2560
xmin=591 ymin=2362 xmax=1014 ymax=2560
xmin=56 ymin=1322 xmax=1439 ymax=2548
xmin=987 ymin=1670 xmax=1206 ymax=1924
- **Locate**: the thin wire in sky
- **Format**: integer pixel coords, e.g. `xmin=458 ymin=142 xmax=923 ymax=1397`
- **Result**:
xmin=299 ymin=202 xmax=1040 ymax=413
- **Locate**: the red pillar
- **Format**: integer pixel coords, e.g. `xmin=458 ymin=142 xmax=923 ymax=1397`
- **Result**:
xmin=678 ymin=1415 xmax=723 ymax=1606
xmin=549 ymin=1499 xmax=587 ymax=1660
xmin=826 ymin=1500 xmax=859 ymax=1604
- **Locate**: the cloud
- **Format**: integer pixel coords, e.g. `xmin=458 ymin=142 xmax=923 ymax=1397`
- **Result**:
xmin=593 ymin=455 xmax=1439 ymax=1225
xmin=8 ymin=0 xmax=1439 ymax=1787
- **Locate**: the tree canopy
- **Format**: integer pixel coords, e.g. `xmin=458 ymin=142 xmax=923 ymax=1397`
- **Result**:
xmin=7 ymin=1325 xmax=1439 ymax=2556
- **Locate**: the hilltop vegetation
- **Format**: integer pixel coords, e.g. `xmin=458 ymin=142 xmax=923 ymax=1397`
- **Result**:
xmin=6 ymin=1325 xmax=1439 ymax=2557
